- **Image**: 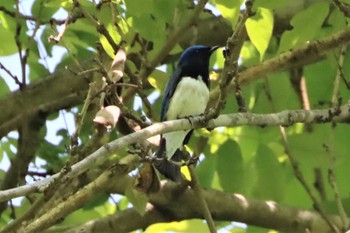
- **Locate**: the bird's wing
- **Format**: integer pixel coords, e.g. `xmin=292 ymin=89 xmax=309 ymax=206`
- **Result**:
xmin=160 ymin=67 xmax=183 ymax=121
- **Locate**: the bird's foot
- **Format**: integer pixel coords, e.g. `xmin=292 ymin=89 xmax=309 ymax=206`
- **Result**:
xmin=185 ymin=156 xmax=199 ymax=166
xmin=184 ymin=115 xmax=195 ymax=127
xmin=152 ymin=156 xmax=182 ymax=167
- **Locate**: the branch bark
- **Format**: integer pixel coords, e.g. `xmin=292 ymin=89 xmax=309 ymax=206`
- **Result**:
xmin=48 ymin=175 xmax=345 ymax=233
xmin=0 ymin=59 xmax=93 ymax=138
xmin=0 ymin=112 xmax=46 ymax=215
xmin=0 ymin=104 xmax=349 ymax=203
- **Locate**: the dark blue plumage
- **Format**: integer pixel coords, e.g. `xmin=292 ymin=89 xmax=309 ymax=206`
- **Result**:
xmin=155 ymin=45 xmax=219 ymax=182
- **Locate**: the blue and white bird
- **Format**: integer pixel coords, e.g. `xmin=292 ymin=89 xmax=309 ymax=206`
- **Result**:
xmin=155 ymin=45 xmax=219 ymax=182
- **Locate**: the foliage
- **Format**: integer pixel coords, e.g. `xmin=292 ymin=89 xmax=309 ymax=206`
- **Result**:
xmin=0 ymin=0 xmax=350 ymax=232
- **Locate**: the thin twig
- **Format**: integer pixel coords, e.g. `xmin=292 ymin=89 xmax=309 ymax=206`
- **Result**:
xmin=188 ymin=163 xmax=216 ymax=233
xmin=75 ymin=0 xmax=119 ymax=53
xmin=14 ymin=2 xmax=27 ymax=89
xmin=125 ymin=65 xmax=154 ymax=119
xmin=0 ymin=62 xmax=22 ymax=87
xmin=0 ymin=5 xmax=83 ymax=25
xmin=324 ymin=143 xmax=350 ymax=230
xmin=332 ymin=44 xmax=348 ymax=104
xmin=207 ymin=0 xmax=254 ymax=120
xmin=325 ymin=40 xmax=350 ymax=230
xmin=71 ymin=82 xmax=97 ymax=147
xmin=332 ymin=0 xmax=350 ymax=17
xmin=93 ymin=58 xmax=150 ymax=128
xmin=48 ymin=4 xmax=74 ymax=43
xmin=279 ymin=126 xmax=340 ymax=233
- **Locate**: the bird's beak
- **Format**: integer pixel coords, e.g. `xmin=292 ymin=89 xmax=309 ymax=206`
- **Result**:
xmin=210 ymin=46 xmax=220 ymax=54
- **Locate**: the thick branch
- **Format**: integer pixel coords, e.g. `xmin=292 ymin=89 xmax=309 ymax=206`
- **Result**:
xmin=18 ymin=160 xmax=137 ymax=233
xmin=0 ymin=59 xmax=93 ymax=138
xmin=57 ymin=177 xmax=345 ymax=233
xmin=0 ymin=104 xmax=349 ymax=202
xmin=0 ymin=112 xmax=46 ymax=215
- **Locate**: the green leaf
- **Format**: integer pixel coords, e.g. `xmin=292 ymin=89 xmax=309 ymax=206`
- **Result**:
xmin=255 ymin=0 xmax=289 ymax=9
xmin=324 ymin=7 xmax=347 ymax=35
xmin=146 ymin=219 xmax=208 ymax=233
xmin=267 ymin=72 xmax=300 ymax=111
xmin=252 ymin=144 xmax=286 ymax=201
xmin=322 ymin=197 xmax=350 ymax=216
xmin=125 ymin=184 xmax=149 ymax=215
xmin=215 ymin=0 xmax=243 ymax=28
xmin=0 ymin=13 xmax=18 ymax=56
xmin=196 ymin=153 xmax=217 ymax=188
xmin=125 ymin=0 xmax=153 ymax=17
xmin=287 ymin=126 xmax=329 ymax=168
xmin=278 ymin=2 xmax=329 ymax=53
xmin=246 ymin=8 xmax=273 ymax=60
xmin=31 ymin=0 xmax=61 ymax=22
xmin=304 ymin=58 xmax=335 ymax=105
xmin=129 ymin=14 xmax=165 ymax=44
xmin=0 ymin=78 xmax=10 ymax=97
xmin=216 ymin=140 xmax=245 ymax=193
xmin=148 ymin=69 xmax=168 ymax=91
xmin=98 ymin=5 xmax=124 ymax=57
xmin=153 ymin=0 xmax=179 ymax=23
xmin=61 ymin=208 xmax=101 ymax=225
xmin=83 ymin=193 xmax=109 ymax=210
xmin=27 ymin=57 xmax=50 ymax=82
xmin=240 ymin=41 xmax=260 ymax=67
xmin=37 ymin=139 xmax=67 ymax=171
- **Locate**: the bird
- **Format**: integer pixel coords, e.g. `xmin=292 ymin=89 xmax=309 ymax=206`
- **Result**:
xmin=155 ymin=45 xmax=219 ymax=182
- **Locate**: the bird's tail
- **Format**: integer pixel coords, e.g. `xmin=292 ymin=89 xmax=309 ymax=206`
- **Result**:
xmin=154 ymin=139 xmax=181 ymax=182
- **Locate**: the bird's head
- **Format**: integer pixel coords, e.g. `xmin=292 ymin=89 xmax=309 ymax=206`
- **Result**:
xmin=178 ymin=45 xmax=219 ymax=68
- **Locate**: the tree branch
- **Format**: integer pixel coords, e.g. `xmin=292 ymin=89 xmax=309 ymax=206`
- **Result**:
xmin=0 ymin=113 xmax=46 ymax=215
xmin=54 ymin=177 xmax=346 ymax=233
xmin=17 ymin=157 xmax=138 ymax=233
xmin=209 ymin=26 xmax=350 ymax=106
xmin=0 ymin=104 xmax=349 ymax=202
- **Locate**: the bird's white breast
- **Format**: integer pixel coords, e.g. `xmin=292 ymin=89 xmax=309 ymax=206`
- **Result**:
xmin=164 ymin=76 xmax=209 ymax=158
xmin=166 ymin=76 xmax=209 ymax=120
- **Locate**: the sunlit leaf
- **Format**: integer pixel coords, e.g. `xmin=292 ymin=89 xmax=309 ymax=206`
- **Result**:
xmin=145 ymin=219 xmax=208 ymax=233
xmin=100 ymin=23 xmax=122 ymax=58
xmin=215 ymin=0 xmax=243 ymax=28
xmin=148 ymin=69 xmax=168 ymax=91
xmin=246 ymin=8 xmax=273 ymax=60
xmin=0 ymin=13 xmax=19 ymax=56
